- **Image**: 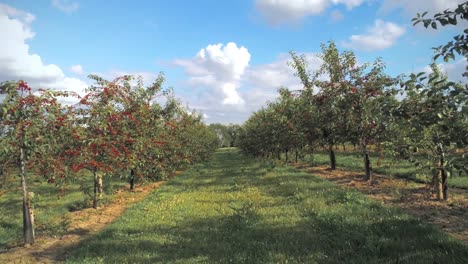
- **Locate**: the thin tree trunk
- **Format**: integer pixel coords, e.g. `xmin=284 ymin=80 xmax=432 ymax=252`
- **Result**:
xmin=295 ymin=150 xmax=298 ymax=163
xmin=436 ymin=154 xmax=448 ymax=201
xmin=435 ymin=172 xmax=443 ymax=200
xmin=442 ymin=167 xmax=448 ymax=201
xmin=329 ymin=145 xmax=336 ymax=170
xmin=93 ymin=168 xmax=102 ymax=209
xmin=20 ymin=147 xmax=35 ymax=246
xmin=342 ymin=143 xmax=346 ymax=151
xmin=1 ymin=167 xmax=6 ymax=189
xmin=130 ymin=169 xmax=135 ymax=191
xmin=364 ymin=153 xmax=372 ymax=182
xmin=285 ymin=149 xmax=289 ymax=162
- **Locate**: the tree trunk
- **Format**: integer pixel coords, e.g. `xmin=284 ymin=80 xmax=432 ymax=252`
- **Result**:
xmin=20 ymin=147 xmax=35 ymax=246
xmin=342 ymin=143 xmax=346 ymax=151
xmin=353 ymin=143 xmax=357 ymax=151
xmin=295 ymin=150 xmax=298 ymax=163
xmin=364 ymin=153 xmax=372 ymax=182
xmin=130 ymin=169 xmax=135 ymax=191
xmin=442 ymin=169 xmax=448 ymax=201
xmin=93 ymin=168 xmax=103 ymax=209
xmin=435 ymin=154 xmax=448 ymax=201
xmin=435 ymin=172 xmax=443 ymax=200
xmin=329 ymin=146 xmax=336 ymax=170
xmin=1 ymin=167 xmax=6 ymax=189
xmin=285 ymin=149 xmax=289 ymax=162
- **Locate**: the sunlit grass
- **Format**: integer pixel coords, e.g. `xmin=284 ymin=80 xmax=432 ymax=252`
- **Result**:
xmin=66 ymin=148 xmax=468 ymax=264
xmin=0 ymin=172 xmax=127 ymax=249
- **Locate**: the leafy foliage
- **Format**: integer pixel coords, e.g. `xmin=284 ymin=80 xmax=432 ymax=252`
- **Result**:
xmin=412 ymin=2 xmax=468 ymax=73
xmin=0 ymin=74 xmax=218 ymax=245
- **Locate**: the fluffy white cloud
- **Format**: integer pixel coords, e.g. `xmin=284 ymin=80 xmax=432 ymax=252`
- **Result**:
xmin=243 ymin=53 xmax=324 ymax=111
xmin=174 ymin=49 xmax=327 ymax=124
xmin=51 ymin=0 xmax=80 ymax=13
xmin=0 ymin=4 xmax=87 ymax=100
xmin=342 ymin=19 xmax=405 ymax=51
xmin=70 ymin=64 xmax=84 ymax=75
xmin=255 ymin=0 xmax=366 ymax=24
xmin=173 ymin=42 xmax=250 ymax=106
xmin=423 ymin=58 xmax=467 ymax=82
xmin=380 ymin=0 xmax=464 ymax=16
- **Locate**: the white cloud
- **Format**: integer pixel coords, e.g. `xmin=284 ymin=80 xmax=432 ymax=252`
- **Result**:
xmin=173 ymin=50 xmax=327 ymax=124
xmin=0 ymin=4 xmax=87 ymax=101
xmin=243 ymin=53 xmax=324 ymax=111
xmin=173 ymin=42 xmax=250 ymax=106
xmin=70 ymin=64 xmax=84 ymax=75
xmin=342 ymin=19 xmax=405 ymax=51
xmin=0 ymin=3 xmax=35 ymax=25
xmin=51 ymin=0 xmax=79 ymax=13
xmin=380 ymin=0 xmax=464 ymax=17
xmin=245 ymin=54 xmax=312 ymax=90
xmin=423 ymin=58 xmax=467 ymax=82
xmin=330 ymin=9 xmax=345 ymax=22
xmin=255 ymin=0 xmax=366 ymax=24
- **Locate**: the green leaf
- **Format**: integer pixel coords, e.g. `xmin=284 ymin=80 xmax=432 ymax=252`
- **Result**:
xmin=439 ymin=19 xmax=449 ymax=26
xmin=448 ymin=16 xmax=457 ymax=25
xmin=416 ymin=72 xmax=425 ymax=78
xmin=423 ymin=20 xmax=430 ymax=28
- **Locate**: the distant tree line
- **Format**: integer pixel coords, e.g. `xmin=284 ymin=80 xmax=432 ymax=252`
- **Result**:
xmin=208 ymin=123 xmax=241 ymax=148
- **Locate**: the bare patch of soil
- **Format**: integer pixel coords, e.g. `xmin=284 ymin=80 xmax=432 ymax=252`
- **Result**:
xmin=0 ymin=181 xmax=167 ymax=264
xmin=294 ymin=164 xmax=468 ymax=244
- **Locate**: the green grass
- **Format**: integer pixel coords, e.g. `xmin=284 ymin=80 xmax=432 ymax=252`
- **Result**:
xmin=0 ymin=172 xmax=127 ymax=249
xmin=66 ymin=148 xmax=468 ymax=264
xmin=309 ymin=150 xmax=468 ymax=189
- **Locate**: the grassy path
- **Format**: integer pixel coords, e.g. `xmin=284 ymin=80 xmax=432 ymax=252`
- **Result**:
xmin=66 ymin=148 xmax=468 ymax=263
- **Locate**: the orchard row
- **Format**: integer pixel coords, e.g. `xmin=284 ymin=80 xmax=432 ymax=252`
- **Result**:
xmin=238 ymin=41 xmax=467 ymax=201
xmin=0 ymin=74 xmax=219 ymax=245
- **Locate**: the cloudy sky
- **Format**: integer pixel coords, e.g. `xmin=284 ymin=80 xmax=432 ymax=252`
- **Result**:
xmin=0 ymin=0 xmax=465 ymax=124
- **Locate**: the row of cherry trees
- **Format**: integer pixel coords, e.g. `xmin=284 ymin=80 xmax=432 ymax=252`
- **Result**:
xmin=0 ymin=74 xmax=218 ymax=246
xmin=238 ymin=3 xmax=468 ymax=203
xmin=238 ymin=43 xmax=401 ymax=177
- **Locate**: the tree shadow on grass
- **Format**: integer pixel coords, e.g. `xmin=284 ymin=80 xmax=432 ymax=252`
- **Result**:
xmin=62 ymin=208 xmax=468 ymax=264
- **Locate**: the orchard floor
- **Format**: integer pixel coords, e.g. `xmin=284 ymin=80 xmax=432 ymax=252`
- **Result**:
xmin=293 ymin=164 xmax=468 ymax=244
xmin=0 ymin=181 xmax=167 ymax=263
xmin=1 ymin=148 xmax=468 ymax=263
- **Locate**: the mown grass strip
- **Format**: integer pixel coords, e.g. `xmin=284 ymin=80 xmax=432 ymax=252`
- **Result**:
xmin=66 ymin=148 xmax=468 ymax=264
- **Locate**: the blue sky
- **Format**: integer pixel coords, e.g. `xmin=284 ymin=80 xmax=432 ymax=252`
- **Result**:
xmin=0 ymin=0 xmax=465 ymax=123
